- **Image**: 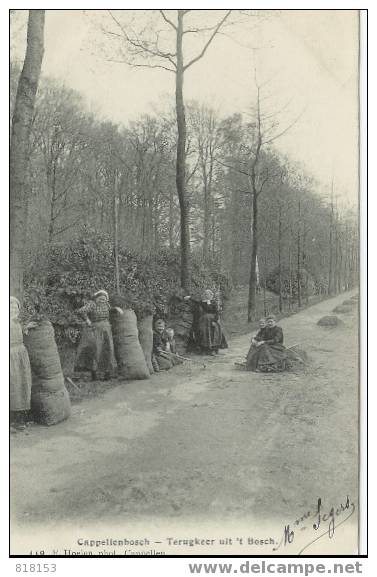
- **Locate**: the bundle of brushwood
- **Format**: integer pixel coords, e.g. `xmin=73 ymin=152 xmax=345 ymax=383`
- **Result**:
xmin=332 ymin=304 xmax=353 ymax=314
xmin=24 ymin=319 xmax=71 ymax=426
xmin=110 ymin=308 xmax=150 ymax=380
xmin=137 ymin=314 xmax=154 ymax=374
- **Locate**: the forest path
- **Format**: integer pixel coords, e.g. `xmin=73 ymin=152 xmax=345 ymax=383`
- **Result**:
xmin=11 ymin=291 xmax=359 ymax=555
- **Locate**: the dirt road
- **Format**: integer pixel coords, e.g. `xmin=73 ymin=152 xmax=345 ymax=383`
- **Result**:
xmin=10 ymin=292 xmax=359 ymax=555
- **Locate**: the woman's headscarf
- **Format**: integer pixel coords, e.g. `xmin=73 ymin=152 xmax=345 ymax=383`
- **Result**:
xmin=203 ymin=289 xmax=214 ymax=301
xmin=93 ymin=290 xmax=109 ymax=301
xmin=10 ymin=296 xmax=21 ymax=310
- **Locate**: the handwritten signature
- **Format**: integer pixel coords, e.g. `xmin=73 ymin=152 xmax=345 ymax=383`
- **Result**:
xmin=273 ymin=495 xmax=356 ymax=555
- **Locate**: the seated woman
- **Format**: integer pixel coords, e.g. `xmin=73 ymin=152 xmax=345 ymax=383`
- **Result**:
xmin=75 ymin=289 xmax=118 ymax=381
xmin=184 ymin=289 xmax=228 ymax=356
xmin=239 ymin=317 xmax=267 ymax=367
xmin=245 ymin=315 xmax=288 ymax=373
xmin=152 ymin=319 xmax=183 ymax=371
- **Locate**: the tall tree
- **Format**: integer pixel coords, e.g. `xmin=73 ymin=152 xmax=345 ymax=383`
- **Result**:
xmin=10 ymin=9 xmax=45 ymax=300
xmin=103 ymin=9 xmax=232 ymax=290
xmin=328 ymin=179 xmax=335 ymax=295
xmin=188 ymin=104 xmax=221 ymax=261
xmin=217 ymin=69 xmax=301 ymax=321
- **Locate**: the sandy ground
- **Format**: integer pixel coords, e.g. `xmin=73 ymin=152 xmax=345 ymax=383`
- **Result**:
xmin=10 ymin=292 xmax=359 ymax=555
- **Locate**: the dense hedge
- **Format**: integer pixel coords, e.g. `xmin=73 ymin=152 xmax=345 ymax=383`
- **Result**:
xmin=23 ymin=228 xmax=232 ymax=344
xmin=265 ymin=266 xmax=324 ymax=300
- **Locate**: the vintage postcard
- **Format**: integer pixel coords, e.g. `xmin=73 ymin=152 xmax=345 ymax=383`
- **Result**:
xmin=9 ymin=8 xmax=364 ymax=558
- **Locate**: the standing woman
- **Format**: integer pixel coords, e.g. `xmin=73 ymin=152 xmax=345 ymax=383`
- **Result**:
xmin=75 ymin=290 xmax=118 ymax=381
xmin=185 ymin=289 xmax=228 ymax=355
xmin=10 ymin=296 xmax=33 ymax=429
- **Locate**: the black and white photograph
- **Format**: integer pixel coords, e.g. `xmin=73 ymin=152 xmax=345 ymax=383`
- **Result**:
xmin=9 ymin=8 xmax=363 ymax=557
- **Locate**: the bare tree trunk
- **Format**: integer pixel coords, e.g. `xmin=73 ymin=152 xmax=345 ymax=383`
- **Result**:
xmin=278 ymin=203 xmax=283 ymax=312
xmin=113 ymin=174 xmax=120 ymax=295
xmin=334 ymin=213 xmax=342 ymax=293
xmin=302 ymin=221 xmax=309 ymax=304
xmin=48 ymin=190 xmax=55 ymax=244
xmin=247 ymin=189 xmax=258 ymax=322
xmin=334 ymin=214 xmax=339 ymax=294
xmin=288 ymin=245 xmax=293 ymax=310
xmin=211 ymin=199 xmax=216 ymax=259
xmin=328 ymin=182 xmax=334 ymax=295
xmin=230 ymin=189 xmax=240 ymax=283
xmin=297 ymin=199 xmax=302 ymax=307
xmin=169 ymin=186 xmax=174 ymax=249
xmin=354 ymin=232 xmax=359 ymax=288
xmin=153 ymin=197 xmax=160 ymax=249
xmin=10 ymin=10 xmax=45 ymax=300
xmin=47 ymin=160 xmax=58 ymax=244
xmin=202 ymin=172 xmax=210 ymax=260
xmin=176 ymin=11 xmax=191 ymax=290
xmin=247 ymin=81 xmax=263 ymax=322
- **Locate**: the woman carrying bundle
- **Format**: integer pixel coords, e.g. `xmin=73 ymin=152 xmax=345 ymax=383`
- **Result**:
xmin=184 ymin=289 xmax=228 ymax=356
xmin=75 ymin=290 xmax=118 ymax=381
xmin=10 ymin=296 xmax=34 ymax=430
xmin=245 ymin=315 xmax=288 ymax=373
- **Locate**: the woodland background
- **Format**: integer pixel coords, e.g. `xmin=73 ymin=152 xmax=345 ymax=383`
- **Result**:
xmin=10 ymin=10 xmax=359 ymax=352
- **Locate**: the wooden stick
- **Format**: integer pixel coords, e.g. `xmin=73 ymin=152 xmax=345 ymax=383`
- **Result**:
xmin=65 ymin=376 xmax=81 ymax=392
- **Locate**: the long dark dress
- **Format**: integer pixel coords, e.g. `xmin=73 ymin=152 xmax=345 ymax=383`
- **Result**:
xmin=246 ymin=325 xmax=287 ymax=372
xmin=245 ymin=327 xmax=266 ymax=367
xmin=189 ymin=299 xmax=228 ymax=353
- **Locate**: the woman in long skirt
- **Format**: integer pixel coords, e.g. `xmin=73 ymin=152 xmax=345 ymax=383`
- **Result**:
xmin=10 ymin=296 xmax=33 ymax=429
xmin=75 ymin=290 xmax=117 ymax=380
xmin=246 ymin=315 xmax=288 ymax=372
xmin=184 ymin=289 xmax=228 ymax=356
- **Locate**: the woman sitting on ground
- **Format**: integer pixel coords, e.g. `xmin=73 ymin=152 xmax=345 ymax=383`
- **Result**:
xmin=245 ymin=315 xmax=288 ymax=373
xmin=243 ymin=317 xmax=267 ymax=367
xmin=152 ymin=319 xmax=183 ymax=371
xmin=75 ymin=290 xmax=119 ymax=381
xmin=184 ymin=289 xmax=228 ymax=356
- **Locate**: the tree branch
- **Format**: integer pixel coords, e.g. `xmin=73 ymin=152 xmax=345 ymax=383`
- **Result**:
xmin=159 ymin=10 xmax=177 ymax=30
xmin=183 ymin=10 xmax=232 ymax=71
xmin=54 ymin=216 xmax=83 ymax=237
xmin=128 ymin=62 xmax=176 ymax=73
xmin=183 ymin=23 xmax=224 ymax=35
xmin=107 ymin=10 xmax=177 ymax=69
xmin=106 ymin=56 xmax=176 ymax=73
xmin=261 ymin=108 xmax=306 ymax=145
xmin=214 ymin=157 xmax=252 ymax=178
xmin=186 ymin=158 xmax=200 ymax=184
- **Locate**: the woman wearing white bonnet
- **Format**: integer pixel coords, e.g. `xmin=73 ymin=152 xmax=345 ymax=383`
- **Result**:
xmin=74 ymin=289 xmax=118 ymax=381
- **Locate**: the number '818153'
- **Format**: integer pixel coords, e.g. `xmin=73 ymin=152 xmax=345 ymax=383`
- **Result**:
xmin=15 ymin=564 xmax=56 ymax=573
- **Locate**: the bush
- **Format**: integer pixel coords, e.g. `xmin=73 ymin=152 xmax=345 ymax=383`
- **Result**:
xmin=317 ymin=315 xmax=343 ymax=327
xmin=265 ymin=266 xmax=316 ymax=299
xmin=23 ymin=228 xmax=232 ymax=347
xmin=332 ymin=305 xmax=353 ymax=314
